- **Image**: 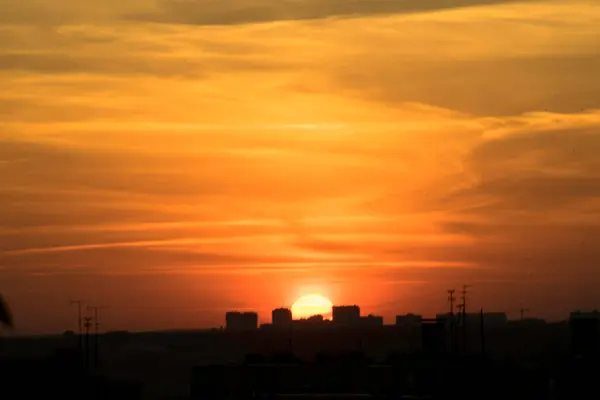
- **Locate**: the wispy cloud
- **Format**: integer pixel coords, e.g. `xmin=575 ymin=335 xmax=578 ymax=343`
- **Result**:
xmin=127 ymin=0 xmax=540 ymax=26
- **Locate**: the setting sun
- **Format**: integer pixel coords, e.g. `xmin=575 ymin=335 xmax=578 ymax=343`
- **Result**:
xmin=291 ymin=294 xmax=333 ymax=319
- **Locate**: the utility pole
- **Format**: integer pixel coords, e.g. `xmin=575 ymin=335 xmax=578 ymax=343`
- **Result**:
xmin=448 ymin=290 xmax=456 ymax=316
xmin=70 ymin=300 xmax=84 ymax=351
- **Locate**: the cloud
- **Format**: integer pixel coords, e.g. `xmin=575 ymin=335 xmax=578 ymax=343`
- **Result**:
xmin=334 ymin=54 xmax=600 ymax=116
xmin=0 ymin=0 xmax=151 ymax=25
xmin=0 ymin=52 xmax=295 ymax=78
xmin=448 ymin=122 xmax=600 ymax=212
xmin=128 ymin=0 xmax=539 ymax=26
xmin=2 ymin=0 xmax=600 ymax=331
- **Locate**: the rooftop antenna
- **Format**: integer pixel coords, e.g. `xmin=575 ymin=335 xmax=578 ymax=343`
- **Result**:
xmin=447 ymin=289 xmax=456 ymax=316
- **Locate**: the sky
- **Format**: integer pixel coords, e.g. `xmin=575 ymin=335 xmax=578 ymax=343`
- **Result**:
xmin=1 ymin=0 xmax=599 ymax=334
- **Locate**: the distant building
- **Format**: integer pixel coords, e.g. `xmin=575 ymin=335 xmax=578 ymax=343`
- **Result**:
xmin=332 ymin=305 xmax=361 ymax=325
xmin=569 ymin=310 xmax=600 ymax=356
xmin=359 ymin=314 xmax=384 ymax=327
xmin=436 ymin=313 xmax=455 ymax=323
xmin=306 ymin=315 xmax=325 ymax=323
xmin=294 ymin=315 xmax=326 ymax=325
xmin=396 ymin=314 xmax=422 ymax=327
xmin=225 ymin=311 xmax=258 ymax=331
xmin=272 ymin=308 xmax=293 ymax=327
xmin=512 ymin=318 xmax=547 ymax=326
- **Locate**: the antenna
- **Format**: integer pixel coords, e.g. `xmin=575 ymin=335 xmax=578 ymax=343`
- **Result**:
xmin=447 ymin=289 xmax=456 ymax=316
xmin=70 ymin=300 xmax=84 ymax=351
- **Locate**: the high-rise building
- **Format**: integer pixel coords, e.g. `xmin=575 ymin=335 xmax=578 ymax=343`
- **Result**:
xmin=225 ymin=311 xmax=258 ymax=331
xmin=332 ymin=305 xmax=360 ymax=325
xmin=272 ymin=308 xmax=293 ymax=327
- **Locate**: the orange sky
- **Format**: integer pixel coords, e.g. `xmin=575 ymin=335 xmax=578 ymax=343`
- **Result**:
xmin=1 ymin=0 xmax=600 ymax=334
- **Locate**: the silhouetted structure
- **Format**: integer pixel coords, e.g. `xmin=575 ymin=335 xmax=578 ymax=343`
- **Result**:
xmin=305 ymin=315 xmax=325 ymax=324
xmin=569 ymin=310 xmax=600 ymax=357
xmin=464 ymin=312 xmax=508 ymax=327
xmin=226 ymin=311 xmax=258 ymax=331
xmin=359 ymin=315 xmax=383 ymax=327
xmin=421 ymin=321 xmax=447 ymax=355
xmin=8 ymin=295 xmax=597 ymax=400
xmin=190 ymin=352 xmax=553 ymax=399
xmin=396 ymin=314 xmax=422 ymax=327
xmin=332 ymin=306 xmax=360 ymax=326
xmin=0 ymin=348 xmax=142 ymax=399
xmin=272 ymin=308 xmax=293 ymax=328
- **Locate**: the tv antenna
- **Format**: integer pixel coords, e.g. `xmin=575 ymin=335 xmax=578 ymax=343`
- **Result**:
xmin=447 ymin=289 xmax=456 ymax=316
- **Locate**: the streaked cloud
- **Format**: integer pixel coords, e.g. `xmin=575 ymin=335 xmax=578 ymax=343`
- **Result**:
xmin=127 ymin=0 xmax=538 ymax=26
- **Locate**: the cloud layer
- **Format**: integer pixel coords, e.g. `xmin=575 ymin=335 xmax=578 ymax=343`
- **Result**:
xmin=1 ymin=0 xmax=599 ymax=333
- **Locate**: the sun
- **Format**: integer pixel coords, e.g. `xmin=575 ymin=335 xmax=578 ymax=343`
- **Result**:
xmin=291 ymin=294 xmax=333 ymax=319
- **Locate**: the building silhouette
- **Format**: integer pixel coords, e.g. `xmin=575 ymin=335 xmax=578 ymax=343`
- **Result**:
xmin=359 ymin=314 xmax=383 ymax=327
xmin=396 ymin=314 xmax=422 ymax=327
xmin=569 ymin=310 xmax=600 ymax=356
xmin=226 ymin=311 xmax=258 ymax=331
xmin=468 ymin=312 xmax=508 ymax=327
xmin=332 ymin=305 xmax=361 ymax=326
xmin=421 ymin=320 xmax=447 ymax=355
xmin=305 ymin=315 xmax=325 ymax=324
xmin=272 ymin=308 xmax=293 ymax=328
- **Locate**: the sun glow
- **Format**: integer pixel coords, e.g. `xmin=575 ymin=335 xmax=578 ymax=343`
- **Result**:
xmin=291 ymin=294 xmax=333 ymax=319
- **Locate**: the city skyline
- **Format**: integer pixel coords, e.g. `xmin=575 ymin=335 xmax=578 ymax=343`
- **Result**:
xmin=2 ymin=0 xmax=600 ymax=334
